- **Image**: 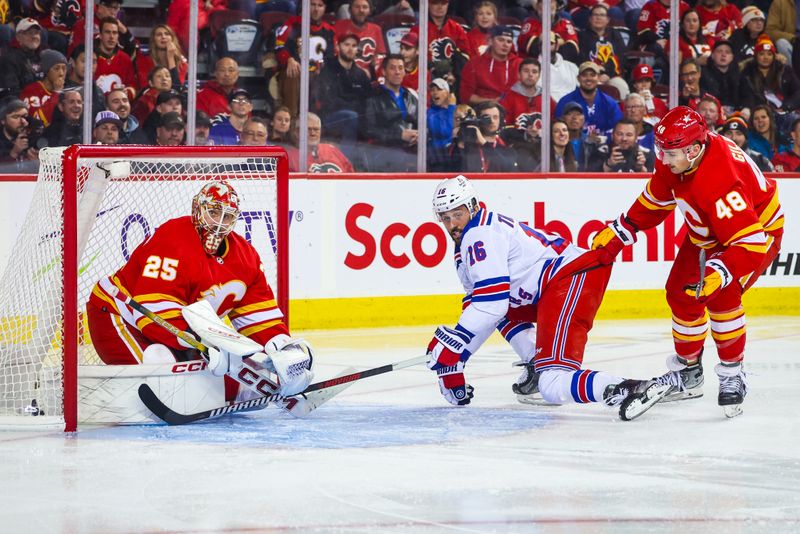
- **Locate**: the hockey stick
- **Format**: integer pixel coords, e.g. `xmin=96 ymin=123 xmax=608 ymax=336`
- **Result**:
xmin=137 ymin=355 xmax=428 ymax=425
xmin=696 ymin=248 xmax=707 ymax=299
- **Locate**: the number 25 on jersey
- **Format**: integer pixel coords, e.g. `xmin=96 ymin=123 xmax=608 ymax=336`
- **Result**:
xmin=142 ymin=255 xmax=179 ymax=281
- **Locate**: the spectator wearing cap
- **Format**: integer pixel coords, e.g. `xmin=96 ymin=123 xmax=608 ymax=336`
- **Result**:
xmin=740 ymin=37 xmax=800 ymax=113
xmin=700 ymin=39 xmax=741 ymax=109
xmin=20 ymin=49 xmax=67 ymax=126
xmin=155 ymin=111 xmax=185 ymax=146
xmin=772 ymin=117 xmax=800 ymax=172
xmin=273 ymin=0 xmax=335 ymax=118
xmin=577 ymin=4 xmax=629 ymax=99
xmin=315 ymin=33 xmax=371 ymax=152
xmin=333 ymin=0 xmax=387 ymax=79
xmin=555 ymin=61 xmax=622 ymax=134
xmin=671 ymin=9 xmax=715 ymax=67
xmin=460 ymin=25 xmax=522 ymax=105
xmin=679 ymin=58 xmax=703 ymax=107
xmin=287 ymin=112 xmax=355 ymax=172
xmin=363 ymin=54 xmax=419 ymax=172
xmin=518 ymin=0 xmax=580 ymax=65
xmin=427 ymin=77 xmax=456 ymax=172
xmin=720 ymin=115 xmax=774 ymax=172
xmin=0 ymin=99 xmax=36 ymax=164
xmin=397 ymin=31 xmax=420 ymax=91
xmin=0 ymin=18 xmax=44 ymax=97
xmin=69 ymin=0 xmax=140 ymax=58
xmin=194 ymin=111 xmax=214 ymax=146
xmin=93 ymin=110 xmax=122 ymax=145
xmin=695 ymin=0 xmax=742 ymax=41
xmin=131 ymin=66 xmax=173 ymax=124
xmin=67 ymin=45 xmax=106 ymax=117
xmin=766 ymin=0 xmax=796 ymax=67
xmin=466 ymin=1 xmax=499 ymax=58
xmin=42 ymin=88 xmax=84 ymax=148
xmin=143 ymin=89 xmax=183 ymax=143
xmin=94 ymin=17 xmax=137 ymax=101
xmin=499 ymin=58 xmax=557 ymax=131
xmin=268 ymin=106 xmax=293 ymax=147
xmin=209 ymin=89 xmax=252 ymax=146
xmin=730 ymin=6 xmax=767 ymax=64
xmin=106 ymin=88 xmax=147 ymax=144
xmin=629 ymin=64 xmax=667 ymax=121
xmin=197 ymin=57 xmax=240 ymax=119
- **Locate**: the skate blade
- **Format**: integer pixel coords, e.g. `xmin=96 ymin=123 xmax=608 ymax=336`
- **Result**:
xmin=619 ymin=384 xmax=671 ymax=421
xmin=723 ymin=404 xmax=743 ymax=418
xmin=516 ymin=393 xmax=559 ymax=406
xmin=661 ymin=388 xmax=704 ymax=403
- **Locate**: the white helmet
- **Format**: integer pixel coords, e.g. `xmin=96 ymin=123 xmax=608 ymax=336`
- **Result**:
xmin=432 ymin=175 xmax=479 ymax=218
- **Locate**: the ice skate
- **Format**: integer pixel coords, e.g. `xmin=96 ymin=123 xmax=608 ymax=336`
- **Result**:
xmin=716 ymin=362 xmax=747 ymax=418
xmin=603 ymin=378 xmax=672 ymax=421
xmin=512 ymin=361 xmax=552 ymax=405
xmin=661 ymin=354 xmax=704 ymax=402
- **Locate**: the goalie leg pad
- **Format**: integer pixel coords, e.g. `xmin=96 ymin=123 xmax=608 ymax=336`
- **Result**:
xmin=142 ymin=344 xmax=176 ymax=364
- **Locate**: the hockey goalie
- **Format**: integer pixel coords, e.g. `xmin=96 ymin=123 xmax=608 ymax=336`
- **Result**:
xmin=86 ymin=180 xmax=314 ymax=410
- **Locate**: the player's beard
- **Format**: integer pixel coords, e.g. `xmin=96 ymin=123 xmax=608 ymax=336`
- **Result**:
xmin=450 ymin=228 xmax=463 ymax=247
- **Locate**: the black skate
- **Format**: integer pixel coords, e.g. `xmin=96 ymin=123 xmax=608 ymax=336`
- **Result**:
xmin=512 ymin=361 xmax=552 ymax=405
xmin=716 ymin=362 xmax=747 ymax=418
xmin=603 ymin=378 xmax=672 ymax=421
xmin=661 ymin=354 xmax=704 ymax=403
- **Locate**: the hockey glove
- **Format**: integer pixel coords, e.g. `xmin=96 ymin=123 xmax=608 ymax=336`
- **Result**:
xmin=426 ymin=325 xmax=472 ymax=370
xmin=592 ymin=215 xmax=638 ymax=265
xmin=436 ymin=361 xmax=474 ymax=406
xmin=263 ymin=334 xmax=314 ymax=396
xmin=207 ymin=346 xmax=241 ymax=377
xmin=684 ymin=258 xmax=732 ymax=302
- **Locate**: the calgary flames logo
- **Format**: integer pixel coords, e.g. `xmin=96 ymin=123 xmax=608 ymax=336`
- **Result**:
xmin=358 ymin=38 xmax=377 ymax=63
xmin=309 ymin=162 xmax=343 ymax=173
xmin=430 ymin=38 xmax=456 ymax=61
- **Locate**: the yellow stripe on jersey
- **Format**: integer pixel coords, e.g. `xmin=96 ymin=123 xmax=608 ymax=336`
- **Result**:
xmin=134 ymin=293 xmax=188 ymax=306
xmin=229 ymin=300 xmax=278 ymax=318
xmin=239 ymin=319 xmax=283 ymax=338
xmin=733 ymin=242 xmax=769 ymax=254
xmin=758 ymin=192 xmax=781 ymax=226
xmin=136 ymin=309 xmax=183 ymax=330
xmin=110 ymin=275 xmax=131 ymax=297
xmin=112 ymin=314 xmax=144 ymax=362
xmin=637 ymin=193 xmax=677 ymax=212
xmin=724 ymin=223 xmax=766 ymax=247
xmin=91 ymin=285 xmax=121 ymax=313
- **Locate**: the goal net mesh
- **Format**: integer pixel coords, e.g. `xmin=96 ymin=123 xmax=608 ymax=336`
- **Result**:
xmin=0 ymin=146 xmax=283 ymax=425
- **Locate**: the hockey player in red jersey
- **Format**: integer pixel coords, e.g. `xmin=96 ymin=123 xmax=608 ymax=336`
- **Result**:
xmin=87 ymin=181 xmax=314 ymax=397
xmin=592 ymin=106 xmax=784 ymax=418
xmin=426 ymin=176 xmax=676 ymax=421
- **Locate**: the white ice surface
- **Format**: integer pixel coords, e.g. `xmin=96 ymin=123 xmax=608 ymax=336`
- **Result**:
xmin=2 ymin=317 xmax=799 ymax=533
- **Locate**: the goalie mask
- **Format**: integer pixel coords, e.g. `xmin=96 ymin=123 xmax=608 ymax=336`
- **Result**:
xmin=192 ymin=181 xmax=241 ymax=255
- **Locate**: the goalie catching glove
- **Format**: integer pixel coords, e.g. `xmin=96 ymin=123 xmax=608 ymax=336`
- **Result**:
xmin=427 ymin=326 xmax=474 ymax=406
xmin=592 ymin=214 xmax=638 ymax=265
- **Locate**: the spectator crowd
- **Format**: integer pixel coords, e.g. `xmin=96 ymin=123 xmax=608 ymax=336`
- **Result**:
xmin=1 ymin=0 xmax=798 ymax=173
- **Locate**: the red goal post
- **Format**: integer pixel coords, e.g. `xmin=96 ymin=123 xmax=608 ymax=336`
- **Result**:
xmin=0 ymin=145 xmax=289 ymax=431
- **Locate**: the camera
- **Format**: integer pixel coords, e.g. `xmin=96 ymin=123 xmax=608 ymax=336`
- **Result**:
xmin=25 ymin=116 xmax=48 ymax=150
xmin=460 ymin=115 xmax=492 ymax=129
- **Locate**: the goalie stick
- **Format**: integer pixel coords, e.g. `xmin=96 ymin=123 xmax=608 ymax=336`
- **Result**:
xmin=138 ymin=355 xmax=428 ymax=425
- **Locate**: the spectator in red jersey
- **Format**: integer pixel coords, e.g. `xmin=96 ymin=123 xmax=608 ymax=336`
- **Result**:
xmin=740 ymin=38 xmax=800 ymax=113
xmin=629 ymin=64 xmax=667 ymax=121
xmin=69 ymin=0 xmax=139 ymax=58
xmin=461 ymin=26 xmax=522 ymax=105
xmin=518 ymin=0 xmax=580 ymax=64
xmin=238 ymin=117 xmax=269 ymax=146
xmin=635 ymin=0 xmax=689 ymax=65
xmin=0 ymin=18 xmax=44 ymax=98
xmin=197 ymin=57 xmax=240 ymax=118
xmin=672 ymin=9 xmax=715 ymax=67
xmin=334 ymin=0 xmax=387 ymax=78
xmin=131 ymin=66 xmax=172 ymax=124
xmin=106 ymin=88 xmax=148 ymax=144
xmin=94 ymin=17 xmax=137 ymax=99
xmin=577 ymin=3 xmax=629 ymax=99
xmin=135 ymin=24 xmax=188 ymax=92
xmin=92 ymin=110 xmax=122 ymax=145
xmin=143 ymin=89 xmax=183 ymax=143
xmin=748 ymin=104 xmax=789 ymax=161
xmin=155 ymin=111 xmax=186 ymax=147
xmin=210 ymin=89 xmax=253 ymax=146
xmin=268 ymin=106 xmax=293 ymax=147
xmin=772 ymin=117 xmax=800 ymax=172
xmin=499 ymin=58 xmax=556 ymax=131
xmin=678 ymin=58 xmax=703 ymax=107
xmin=700 ymin=40 xmax=741 ymax=111
xmin=67 ymin=45 xmax=106 ymax=118
xmin=397 ymin=32 xmax=420 ymax=91
xmin=21 ymin=49 xmax=67 ymax=127
xmin=166 ymin=0 xmax=228 ymax=53
xmin=695 ymin=0 xmax=741 ymax=40
xmin=466 ymin=0 xmax=499 ymax=58
xmin=273 ymin=0 xmax=335 ymax=117
xmin=288 ymin=112 xmax=355 ymax=172
xmin=729 ymin=6 xmax=767 ymax=64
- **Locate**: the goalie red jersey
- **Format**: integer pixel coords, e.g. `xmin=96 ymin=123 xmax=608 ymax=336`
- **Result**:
xmin=88 ymin=216 xmax=288 ymax=364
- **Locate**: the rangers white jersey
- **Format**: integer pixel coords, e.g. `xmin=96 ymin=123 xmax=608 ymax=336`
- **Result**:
xmin=454 ymin=208 xmax=585 ymax=340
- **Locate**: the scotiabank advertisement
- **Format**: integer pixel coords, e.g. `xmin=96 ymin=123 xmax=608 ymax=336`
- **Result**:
xmin=1 ymin=176 xmax=798 ymax=303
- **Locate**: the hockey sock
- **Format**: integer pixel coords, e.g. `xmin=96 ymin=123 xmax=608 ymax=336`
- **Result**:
xmin=538 ymin=368 xmax=622 ymax=404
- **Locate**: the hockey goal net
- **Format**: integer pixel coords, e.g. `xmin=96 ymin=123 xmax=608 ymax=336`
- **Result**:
xmin=0 ymin=145 xmax=289 ymax=431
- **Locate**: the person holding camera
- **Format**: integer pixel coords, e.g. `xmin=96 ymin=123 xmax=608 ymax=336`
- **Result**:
xmin=587 ymin=119 xmax=654 ymax=172
xmin=455 ymin=101 xmax=517 ymax=173
xmin=0 ymin=99 xmax=39 ymax=166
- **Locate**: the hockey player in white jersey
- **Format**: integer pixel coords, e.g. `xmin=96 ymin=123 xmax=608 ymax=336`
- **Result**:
xmin=426 ymin=175 xmax=676 ymax=420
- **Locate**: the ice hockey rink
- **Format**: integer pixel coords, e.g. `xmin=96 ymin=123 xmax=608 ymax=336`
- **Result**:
xmin=2 ymin=317 xmax=799 ymax=533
